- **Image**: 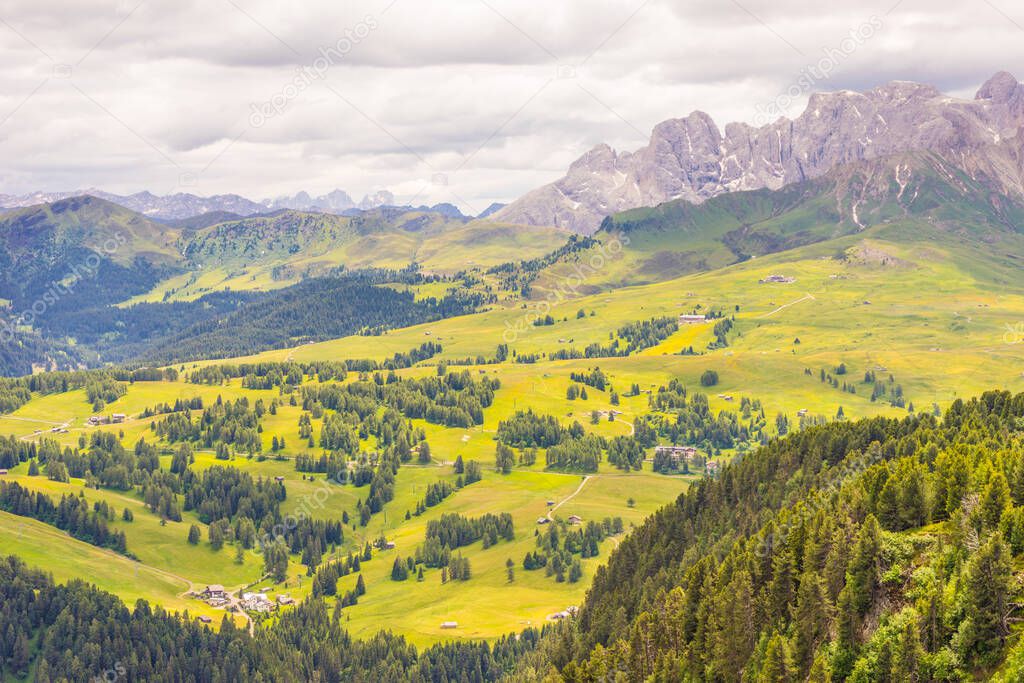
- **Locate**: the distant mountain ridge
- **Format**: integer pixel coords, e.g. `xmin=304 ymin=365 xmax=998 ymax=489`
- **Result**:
xmin=495 ymin=71 xmax=1024 ymax=233
xmin=0 ymin=188 xmax=399 ymax=220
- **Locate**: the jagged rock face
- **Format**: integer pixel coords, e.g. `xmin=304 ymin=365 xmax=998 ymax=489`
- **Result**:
xmin=495 ymin=72 xmax=1024 ymax=234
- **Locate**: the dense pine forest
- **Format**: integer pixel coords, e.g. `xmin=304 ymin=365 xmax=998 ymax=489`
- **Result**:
xmin=516 ymin=390 xmax=1024 ymax=681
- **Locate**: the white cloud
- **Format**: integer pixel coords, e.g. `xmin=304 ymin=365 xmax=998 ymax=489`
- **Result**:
xmin=0 ymin=0 xmax=1021 ymax=210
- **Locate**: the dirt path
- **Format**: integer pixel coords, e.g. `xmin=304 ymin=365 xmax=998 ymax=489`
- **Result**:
xmin=759 ymin=292 xmax=816 ymax=318
xmin=0 ymin=415 xmax=66 ymax=426
xmin=547 ymin=475 xmax=592 ymax=520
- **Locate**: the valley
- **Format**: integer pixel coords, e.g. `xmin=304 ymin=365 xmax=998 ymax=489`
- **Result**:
xmin=2 ymin=65 xmax=1024 ymax=681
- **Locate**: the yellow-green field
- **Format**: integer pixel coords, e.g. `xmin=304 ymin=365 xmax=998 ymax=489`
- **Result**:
xmin=4 ymin=225 xmax=1024 ymax=646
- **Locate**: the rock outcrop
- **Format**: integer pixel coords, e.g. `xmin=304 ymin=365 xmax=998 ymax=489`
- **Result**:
xmin=495 ymin=72 xmax=1024 ymax=233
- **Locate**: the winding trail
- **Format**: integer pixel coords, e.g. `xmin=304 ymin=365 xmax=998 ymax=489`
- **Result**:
xmin=759 ymin=292 xmax=816 ymax=318
xmin=547 ymin=475 xmax=592 ymax=521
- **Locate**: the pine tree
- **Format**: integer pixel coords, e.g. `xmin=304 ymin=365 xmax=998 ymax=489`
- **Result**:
xmin=792 ymin=571 xmax=831 ymax=669
xmin=759 ymin=632 xmax=796 ymax=683
xmin=960 ymin=534 xmax=1012 ymax=666
xmin=981 ymin=471 xmax=1011 ymax=529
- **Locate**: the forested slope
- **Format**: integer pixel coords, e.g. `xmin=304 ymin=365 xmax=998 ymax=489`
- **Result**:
xmin=531 ymin=391 xmax=1024 ymax=681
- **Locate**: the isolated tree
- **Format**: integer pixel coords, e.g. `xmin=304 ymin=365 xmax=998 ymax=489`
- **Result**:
xmin=506 ymin=558 xmax=515 ymax=583
xmin=188 ymin=524 xmax=201 ymax=545
xmin=418 ymin=441 xmax=432 ymax=464
xmin=391 ymin=557 xmax=409 ymax=581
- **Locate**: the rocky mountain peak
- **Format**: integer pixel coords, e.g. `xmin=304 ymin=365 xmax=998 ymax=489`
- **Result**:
xmin=494 ymin=71 xmax=1024 ymax=234
xmin=976 ymin=71 xmax=1021 ymax=102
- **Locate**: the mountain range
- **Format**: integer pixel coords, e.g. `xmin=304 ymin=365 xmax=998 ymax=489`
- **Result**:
xmin=0 ymin=188 xmax=399 ymax=221
xmin=494 ymin=71 xmax=1024 ymax=233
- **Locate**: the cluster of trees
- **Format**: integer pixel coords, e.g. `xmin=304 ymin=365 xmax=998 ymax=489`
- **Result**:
xmin=84 ymin=377 xmax=126 ymax=410
xmin=303 ymin=370 xmax=498 ymax=431
xmin=425 ymin=512 xmax=515 ymax=552
xmin=311 ymin=552 xmax=366 ymax=600
xmin=487 ymin=233 xmax=596 ymax=296
xmin=709 ymin=317 xmax=734 ymax=349
xmin=0 ymin=435 xmax=54 ymax=469
xmin=0 ymin=481 xmax=128 ymax=553
xmin=529 ymin=390 xmax=1024 ymax=682
xmin=0 ymin=369 xmax=133 ymax=413
xmin=523 ymin=518 xmax=621 ymax=584
xmin=643 ymin=379 xmax=764 ymax=453
xmin=0 ymin=554 xmax=541 ymax=681
xmin=496 ymin=409 xmax=565 ymax=448
xmin=453 ymin=455 xmax=483 ymax=486
xmin=186 ymin=342 xmax=444 ymax=389
xmin=139 ymin=396 xmax=204 ymax=418
xmin=181 ymin=465 xmax=344 ymax=573
xmin=548 ymin=317 xmax=679 ymax=360
xmin=294 ymin=452 xmax=348 ymax=481
xmin=546 ymin=433 xmax=605 ymax=472
xmin=810 ymin=365 xmax=860 ymax=395
xmin=606 ymin=435 xmax=644 ymax=471
xmin=569 ymin=367 xmax=608 ymax=391
xmin=497 ymin=410 xmax=647 ymax=473
xmin=182 ymin=465 xmax=285 ymax=525
xmin=865 ymin=370 xmax=908 ymax=407
xmin=40 ymin=432 xmax=160 ymax=491
xmin=153 ymin=395 xmax=264 ymax=455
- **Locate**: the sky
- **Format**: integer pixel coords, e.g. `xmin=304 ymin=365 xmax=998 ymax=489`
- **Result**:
xmin=0 ymin=0 xmax=1022 ymax=214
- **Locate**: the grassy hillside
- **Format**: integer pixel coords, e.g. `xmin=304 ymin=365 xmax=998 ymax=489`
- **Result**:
xmin=131 ymin=209 xmax=567 ymax=303
xmin=517 ymin=151 xmax=1024 ymax=296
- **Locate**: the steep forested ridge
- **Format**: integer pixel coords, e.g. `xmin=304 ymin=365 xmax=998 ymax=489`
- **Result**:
xmin=524 ymin=391 xmax=1024 ymax=681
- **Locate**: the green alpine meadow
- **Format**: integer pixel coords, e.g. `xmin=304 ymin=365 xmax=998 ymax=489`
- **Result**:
xmin=2 ymin=2 xmax=1024 ymax=680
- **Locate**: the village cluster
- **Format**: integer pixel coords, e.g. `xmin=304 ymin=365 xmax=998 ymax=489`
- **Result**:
xmin=195 ymin=583 xmax=295 ymax=620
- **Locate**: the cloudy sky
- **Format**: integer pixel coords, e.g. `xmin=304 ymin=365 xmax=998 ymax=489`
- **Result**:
xmin=0 ymin=0 xmax=1022 ymax=212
